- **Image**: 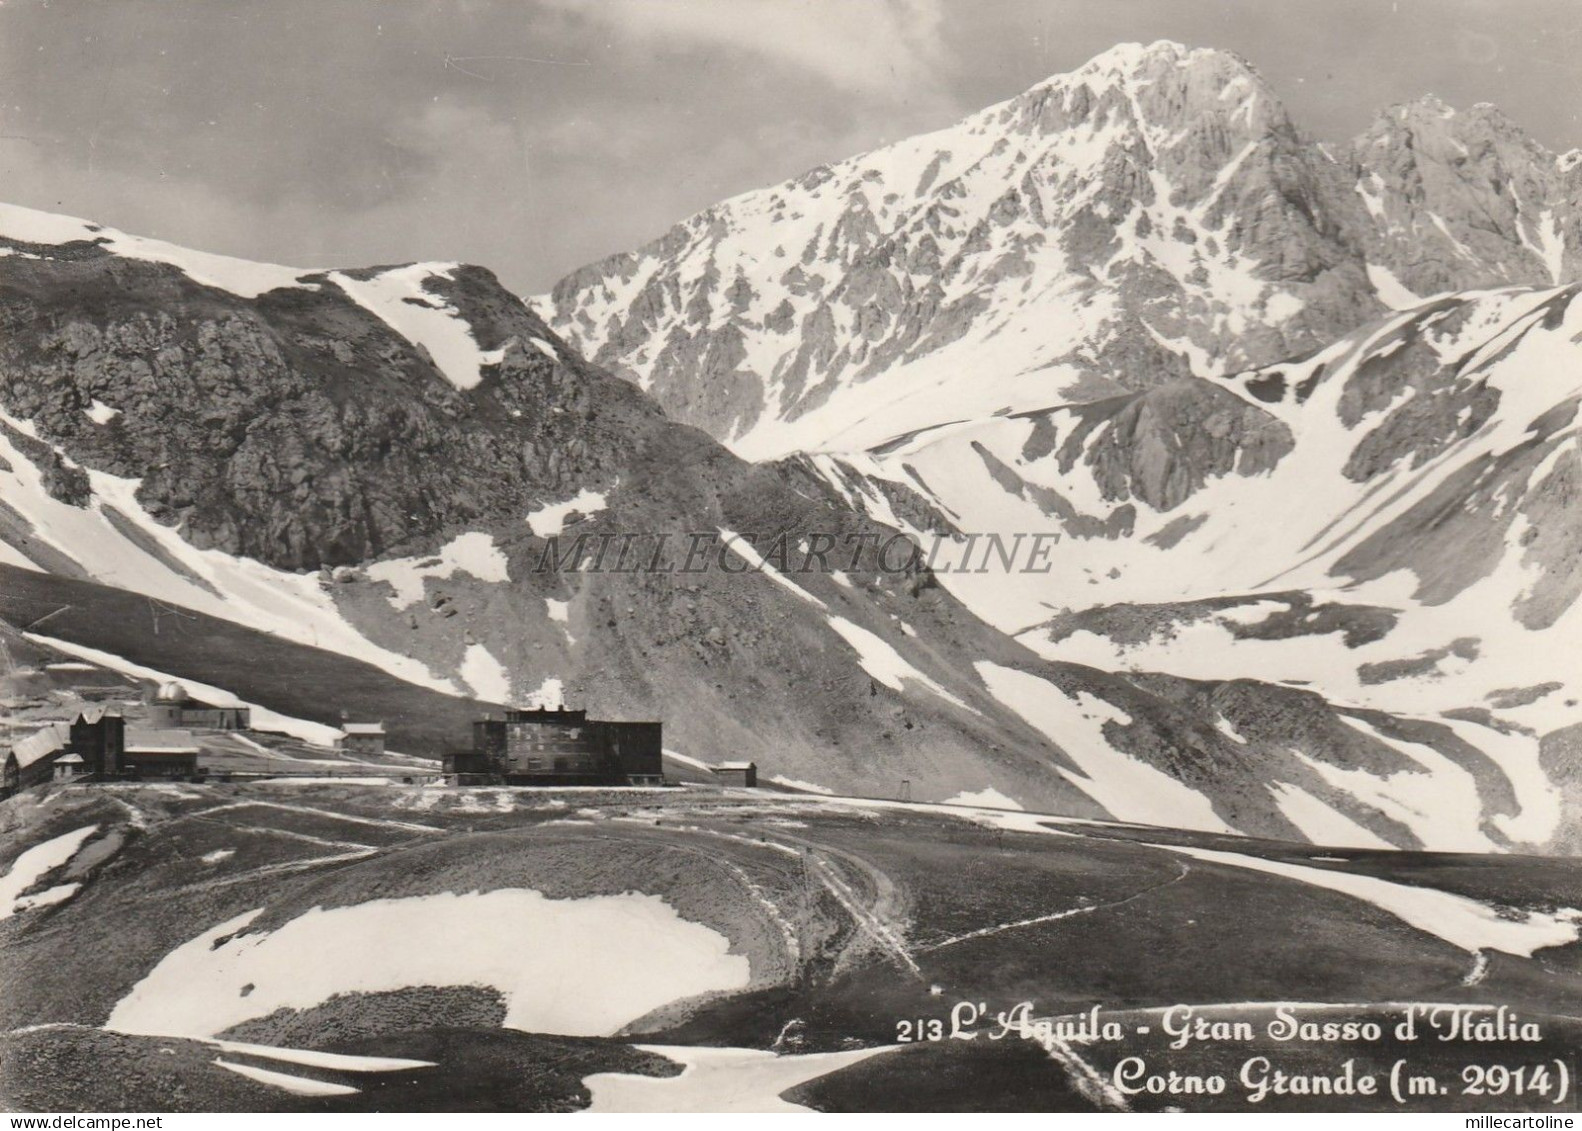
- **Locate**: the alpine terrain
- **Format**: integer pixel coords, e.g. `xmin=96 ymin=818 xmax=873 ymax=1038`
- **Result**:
xmin=545 ymin=40 xmax=1582 ymax=854
xmin=4 ymin=32 xmax=1582 ymax=1117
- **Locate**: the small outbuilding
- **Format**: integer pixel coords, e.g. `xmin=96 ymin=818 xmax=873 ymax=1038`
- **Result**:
xmin=711 ymin=761 xmax=758 ymax=788
xmin=338 ymin=723 xmax=386 ymax=758
xmin=52 ymin=753 xmax=85 ymax=782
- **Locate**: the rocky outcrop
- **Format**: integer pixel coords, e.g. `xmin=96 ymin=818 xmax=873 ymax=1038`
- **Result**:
xmin=1077 ymin=381 xmax=1295 ymax=510
xmin=0 ymin=245 xmax=674 ymax=571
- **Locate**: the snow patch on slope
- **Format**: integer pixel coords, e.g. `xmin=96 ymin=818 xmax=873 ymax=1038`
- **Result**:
xmin=585 ymin=1045 xmax=893 ymax=1113
xmin=1164 ymin=842 xmax=1581 ymax=956
xmin=1367 ymin=263 xmax=1425 ymax=310
xmin=326 ymin=264 xmax=503 ymax=392
xmin=108 ymin=891 xmax=749 ymax=1039
xmin=84 ymin=400 xmax=120 ymax=425
xmin=811 ymin=790 xmax=1582 ymax=958
xmin=365 ymin=532 xmax=510 ymax=610
xmin=976 ymin=661 xmax=1233 ymax=834
xmin=524 ymin=676 xmax=565 ymax=709
xmin=1268 ymin=783 xmax=1393 ymax=850
xmin=526 ymin=488 xmax=608 ymax=538
xmin=720 ymin=528 xmax=827 ymax=609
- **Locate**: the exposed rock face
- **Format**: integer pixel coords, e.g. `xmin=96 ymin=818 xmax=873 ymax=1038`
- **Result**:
xmin=544 ymin=41 xmax=1580 ymax=461
xmin=1355 ymin=98 xmax=1580 ymax=296
xmin=5 ymin=202 xmax=1462 ymax=842
xmin=0 ymin=242 xmax=668 ymax=571
xmin=1077 ymin=380 xmax=1295 ymax=510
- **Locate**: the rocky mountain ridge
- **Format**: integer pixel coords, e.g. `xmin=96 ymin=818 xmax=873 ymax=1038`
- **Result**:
xmin=544 ymin=41 xmax=1582 ymax=460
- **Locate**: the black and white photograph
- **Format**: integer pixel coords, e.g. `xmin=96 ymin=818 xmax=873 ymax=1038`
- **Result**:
xmin=0 ymin=0 xmax=1580 ymax=1116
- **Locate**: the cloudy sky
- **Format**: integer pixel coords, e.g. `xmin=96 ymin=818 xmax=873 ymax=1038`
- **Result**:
xmin=2 ymin=0 xmax=1578 ymax=293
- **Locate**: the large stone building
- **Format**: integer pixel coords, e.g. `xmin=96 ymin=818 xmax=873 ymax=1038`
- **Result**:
xmin=445 ymin=707 xmax=663 ymax=786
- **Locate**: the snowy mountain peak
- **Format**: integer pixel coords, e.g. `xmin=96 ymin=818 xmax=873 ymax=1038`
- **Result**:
xmin=1012 ymin=40 xmax=1282 ymax=141
xmin=547 ymin=42 xmax=1581 ymax=461
xmin=1063 ymin=39 xmax=1242 ymax=82
xmin=545 ymin=42 xmax=1360 ymax=456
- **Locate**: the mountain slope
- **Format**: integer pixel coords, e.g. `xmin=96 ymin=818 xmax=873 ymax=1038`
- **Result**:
xmin=778 ymin=285 xmax=1582 ymax=851
xmin=9 ymin=784 xmax=1582 ymax=1112
xmin=0 ymin=201 xmax=1087 ymax=807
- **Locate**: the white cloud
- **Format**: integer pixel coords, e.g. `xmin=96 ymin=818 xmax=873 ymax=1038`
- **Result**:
xmin=543 ymin=0 xmax=948 ymax=99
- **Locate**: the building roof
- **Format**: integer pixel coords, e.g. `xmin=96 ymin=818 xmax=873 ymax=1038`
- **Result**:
xmin=341 ymin=723 xmax=385 ymax=736
xmin=73 ymin=705 xmax=122 ymax=725
xmin=715 ymin=761 xmax=757 ymax=772
xmin=12 ymin=724 xmax=69 ymax=769
xmin=151 ymin=683 xmax=232 ymax=711
xmin=504 ymin=707 xmax=587 ymax=722
xmin=56 ymin=753 xmax=84 ymax=765
xmin=125 ymin=727 xmax=199 ymax=754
